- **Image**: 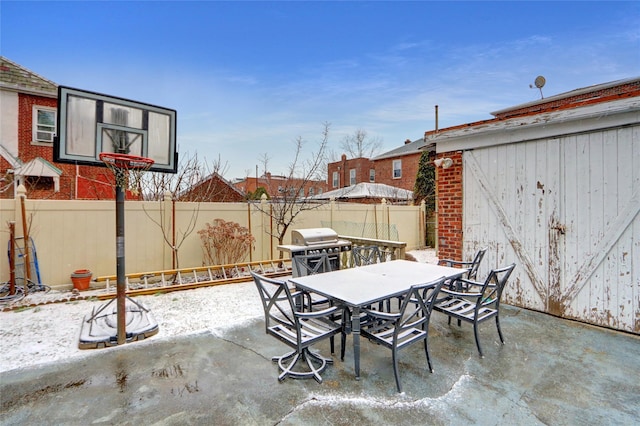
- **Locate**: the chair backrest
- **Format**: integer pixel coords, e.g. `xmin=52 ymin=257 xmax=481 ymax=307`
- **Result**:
xmin=467 ymin=247 xmax=488 ymax=280
xmin=395 ymin=276 xmax=447 ymax=338
xmin=250 ymin=270 xmax=297 ymax=332
xmin=352 ymin=245 xmax=381 ymax=267
xmin=292 ymin=252 xmax=332 ymax=276
xmin=477 ymin=263 xmax=516 ymax=311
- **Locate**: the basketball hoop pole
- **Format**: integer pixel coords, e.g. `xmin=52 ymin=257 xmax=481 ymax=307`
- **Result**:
xmin=98 ymin=152 xmax=154 ymax=347
xmin=115 ymin=169 xmax=127 ymax=345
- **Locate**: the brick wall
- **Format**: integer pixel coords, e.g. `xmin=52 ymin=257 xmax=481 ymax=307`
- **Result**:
xmin=435 ymin=151 xmax=463 ymax=260
xmin=327 ymin=155 xmax=374 ymax=188
xmin=327 ymin=153 xmax=421 ymax=191
xmin=494 ymin=81 xmax=640 ymax=120
xmin=373 ymin=153 xmax=420 ymax=191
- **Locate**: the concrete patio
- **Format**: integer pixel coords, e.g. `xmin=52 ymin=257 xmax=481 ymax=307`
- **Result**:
xmin=1 ymin=304 xmax=638 ymax=425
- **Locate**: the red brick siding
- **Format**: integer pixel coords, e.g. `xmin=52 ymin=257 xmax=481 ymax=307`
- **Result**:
xmin=181 ymin=175 xmax=245 ymax=202
xmin=373 ymin=153 xmax=420 ymax=191
xmin=233 ymin=174 xmax=327 ymax=199
xmin=494 ymin=82 xmax=640 ymax=120
xmin=435 ymin=151 xmax=463 ymax=260
xmin=327 ymin=156 xmax=374 ymax=188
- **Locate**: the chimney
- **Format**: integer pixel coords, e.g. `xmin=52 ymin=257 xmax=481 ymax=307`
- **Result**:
xmin=405 ymin=139 xmax=412 ymax=145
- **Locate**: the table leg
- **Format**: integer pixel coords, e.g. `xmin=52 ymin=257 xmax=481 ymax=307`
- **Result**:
xmin=351 ymin=306 xmax=361 ymax=380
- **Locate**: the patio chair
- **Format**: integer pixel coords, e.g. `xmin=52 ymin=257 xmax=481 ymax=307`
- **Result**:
xmin=438 ymin=246 xmax=488 ymax=289
xmin=292 ymin=252 xmax=334 ymax=311
xmin=433 ymin=263 xmax=516 ymax=358
xmin=250 ymin=270 xmax=342 ymax=383
xmin=359 ymin=276 xmax=447 ymax=393
xmin=351 ymin=245 xmax=396 ymax=311
xmin=351 ymin=245 xmax=382 ymax=267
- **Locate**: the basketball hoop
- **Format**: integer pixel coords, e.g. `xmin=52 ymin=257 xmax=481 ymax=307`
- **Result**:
xmin=100 ymin=153 xmax=154 ymax=195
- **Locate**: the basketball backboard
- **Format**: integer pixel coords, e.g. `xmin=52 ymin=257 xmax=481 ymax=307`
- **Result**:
xmin=55 ymin=86 xmax=178 ymax=173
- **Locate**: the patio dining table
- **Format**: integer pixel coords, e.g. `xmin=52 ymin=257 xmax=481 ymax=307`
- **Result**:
xmin=289 ymin=259 xmax=467 ymax=379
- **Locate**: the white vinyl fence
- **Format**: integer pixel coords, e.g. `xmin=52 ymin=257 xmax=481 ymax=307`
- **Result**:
xmin=1 ymin=191 xmax=426 ymax=287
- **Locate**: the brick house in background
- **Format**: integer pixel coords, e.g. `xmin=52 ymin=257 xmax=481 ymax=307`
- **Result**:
xmin=233 ymin=172 xmax=327 ymax=199
xmin=327 ymin=155 xmax=374 ymax=189
xmin=0 ymin=56 xmax=119 ymax=200
xmin=179 ymin=172 xmax=245 ymax=202
xmin=327 ymin=139 xmax=435 ymax=193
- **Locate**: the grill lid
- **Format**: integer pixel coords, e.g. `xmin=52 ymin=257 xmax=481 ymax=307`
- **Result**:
xmin=291 ymin=228 xmax=339 ymax=246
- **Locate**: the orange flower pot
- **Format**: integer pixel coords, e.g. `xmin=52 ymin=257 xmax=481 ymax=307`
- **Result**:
xmin=71 ymin=269 xmax=92 ymax=291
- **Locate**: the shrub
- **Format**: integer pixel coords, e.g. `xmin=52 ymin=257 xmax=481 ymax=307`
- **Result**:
xmin=198 ymin=219 xmax=255 ymax=266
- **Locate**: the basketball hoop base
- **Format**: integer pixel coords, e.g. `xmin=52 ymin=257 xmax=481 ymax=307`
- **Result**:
xmin=79 ymin=297 xmax=159 ymax=349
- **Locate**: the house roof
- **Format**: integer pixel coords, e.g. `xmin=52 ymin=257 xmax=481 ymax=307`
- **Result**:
xmin=372 ymin=138 xmax=435 ymax=161
xmin=491 ymin=76 xmax=640 ymax=118
xmin=0 ymin=56 xmax=58 ymax=97
xmin=424 ymin=76 xmax=640 ymax=153
xmin=310 ymin=182 xmax=413 ymax=201
xmin=0 ymin=145 xmax=21 ymax=168
xmin=430 ymin=95 xmax=640 ymax=153
xmin=15 ymin=157 xmax=63 ymax=178
xmin=179 ymin=171 xmax=245 ymax=200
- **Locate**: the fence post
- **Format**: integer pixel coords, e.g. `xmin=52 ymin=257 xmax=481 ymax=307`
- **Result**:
xmin=330 ymin=197 xmax=335 ymax=228
xmin=381 ymin=198 xmax=388 ymax=240
xmin=163 ymin=191 xmax=173 ymax=269
xmin=420 ymin=200 xmax=427 ymax=248
xmin=260 ymin=194 xmax=268 ymax=260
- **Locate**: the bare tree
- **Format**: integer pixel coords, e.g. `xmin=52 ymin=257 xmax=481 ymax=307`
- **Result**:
xmin=139 ymin=151 xmax=228 ymax=269
xmin=253 ymin=122 xmax=331 ymax=257
xmin=339 ymin=128 xmax=382 ymax=158
xmin=258 ymin=152 xmax=270 ymax=177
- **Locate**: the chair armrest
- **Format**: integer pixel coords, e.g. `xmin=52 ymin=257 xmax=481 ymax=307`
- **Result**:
xmin=296 ymin=305 xmax=340 ymax=319
xmin=362 ymin=308 xmax=401 ymax=321
xmin=289 ymin=290 xmax=305 ymax=298
xmin=439 ymin=287 xmax=482 ymax=298
xmin=458 ymin=278 xmax=484 ymax=288
xmin=439 ymin=259 xmax=474 ymax=268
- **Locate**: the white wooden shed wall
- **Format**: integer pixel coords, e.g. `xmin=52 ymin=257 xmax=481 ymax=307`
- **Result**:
xmin=436 ymin=97 xmax=639 ymax=333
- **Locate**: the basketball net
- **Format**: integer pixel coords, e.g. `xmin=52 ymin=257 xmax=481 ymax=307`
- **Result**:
xmin=99 ymin=153 xmax=154 ymax=196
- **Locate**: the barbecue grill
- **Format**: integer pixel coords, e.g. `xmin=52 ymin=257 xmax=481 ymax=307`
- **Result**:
xmin=277 ymin=228 xmax=351 ymax=277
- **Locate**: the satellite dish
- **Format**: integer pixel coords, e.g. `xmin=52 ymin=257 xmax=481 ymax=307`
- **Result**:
xmin=530 ymin=75 xmax=546 ymax=99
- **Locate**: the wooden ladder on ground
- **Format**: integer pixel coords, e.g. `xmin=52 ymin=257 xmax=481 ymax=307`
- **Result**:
xmin=94 ymin=258 xmax=292 ymax=299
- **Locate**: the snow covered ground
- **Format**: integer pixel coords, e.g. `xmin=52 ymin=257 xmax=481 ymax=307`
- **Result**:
xmin=0 ymin=249 xmax=437 ymax=373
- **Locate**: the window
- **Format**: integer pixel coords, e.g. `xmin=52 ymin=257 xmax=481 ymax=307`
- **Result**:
xmin=332 ymin=171 xmax=339 ymax=188
xmin=369 ymin=169 xmax=375 ymax=182
xmin=33 ymin=106 xmax=56 ymax=143
xmin=308 ymin=187 xmax=314 ymax=196
xmin=393 ymin=159 xmax=402 ymax=178
xmin=349 ymin=169 xmax=356 ymax=185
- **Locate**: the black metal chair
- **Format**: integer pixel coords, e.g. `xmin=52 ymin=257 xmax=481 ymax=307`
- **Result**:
xmin=251 ymin=270 xmax=342 ymax=383
xmin=293 ymin=252 xmax=333 ymax=276
xmin=351 ymin=245 xmax=399 ymax=311
xmin=359 ymin=276 xmax=447 ymax=393
xmin=351 ymin=245 xmax=382 ymax=267
xmin=292 ymin=252 xmax=333 ymax=311
xmin=433 ymin=263 xmax=516 ymax=358
xmin=438 ymin=246 xmax=488 ymax=288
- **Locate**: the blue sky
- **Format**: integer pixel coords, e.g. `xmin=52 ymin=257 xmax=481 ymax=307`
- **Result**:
xmin=2 ymin=1 xmax=639 ymax=179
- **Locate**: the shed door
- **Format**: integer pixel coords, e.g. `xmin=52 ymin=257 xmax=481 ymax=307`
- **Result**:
xmin=463 ymin=125 xmax=639 ymax=333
